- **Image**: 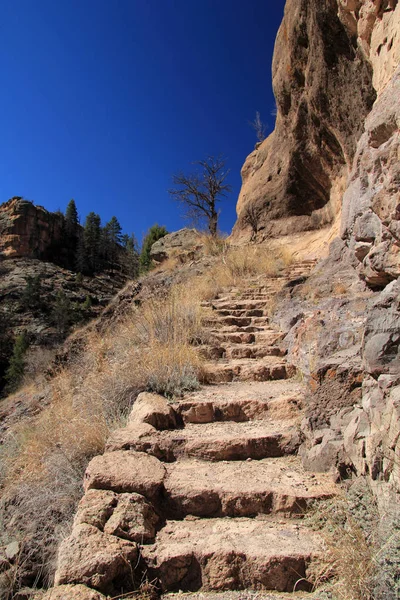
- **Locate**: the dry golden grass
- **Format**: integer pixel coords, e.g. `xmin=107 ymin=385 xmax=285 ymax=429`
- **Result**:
xmin=198 ymin=232 xmax=228 ymax=256
xmin=308 ymin=485 xmax=400 ymax=600
xmin=0 ymin=283 xmax=207 ymax=594
xmin=187 ymin=244 xmax=293 ymax=302
xmin=0 ymin=241 xmax=297 ymax=596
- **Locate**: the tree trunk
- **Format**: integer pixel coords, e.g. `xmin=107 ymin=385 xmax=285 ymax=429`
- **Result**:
xmin=209 ymin=212 xmax=218 ymax=236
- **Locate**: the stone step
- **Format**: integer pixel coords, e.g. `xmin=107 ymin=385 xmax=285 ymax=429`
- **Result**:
xmin=199 ymin=344 xmax=284 ymax=361
xmin=142 ymin=517 xmax=323 ymax=593
xmin=205 ymin=324 xmax=270 ymax=334
xmin=224 ymin=344 xmax=285 ymax=359
xmin=162 ymin=592 xmax=312 ymax=600
xmin=202 ymin=358 xmax=294 ymax=384
xmin=209 ymin=300 xmax=268 ymax=311
xmin=209 ymin=330 xmax=282 ymax=345
xmin=173 ymin=380 xmax=305 ymax=424
xmin=106 ymin=419 xmax=301 ymax=462
xmin=205 ymin=316 xmax=268 ymax=328
xmin=215 ymin=308 xmax=265 ymax=318
xmin=163 ymin=456 xmax=335 ymax=518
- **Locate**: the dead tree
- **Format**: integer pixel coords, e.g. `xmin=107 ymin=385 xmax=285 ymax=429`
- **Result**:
xmin=169 ymin=156 xmax=231 ymax=236
xmin=249 ymin=111 xmax=267 ymax=142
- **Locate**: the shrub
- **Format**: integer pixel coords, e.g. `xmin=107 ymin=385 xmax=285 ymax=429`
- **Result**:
xmin=0 ymin=282 xmax=205 ymax=594
xmin=4 ymin=332 xmax=29 ymax=394
xmin=308 ymin=480 xmax=400 ymax=600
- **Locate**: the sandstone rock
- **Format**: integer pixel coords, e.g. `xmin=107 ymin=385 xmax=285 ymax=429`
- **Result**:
xmin=84 ymin=451 xmax=165 ymax=500
xmin=74 ymin=489 xmax=159 ymax=543
xmin=74 ymin=489 xmax=117 ymax=530
xmin=55 ymin=524 xmax=137 ymax=594
xmin=129 ymin=392 xmax=178 ymax=430
xmin=354 ymin=211 xmax=382 ymax=242
xmin=0 ymin=198 xmax=65 ymax=259
xmin=103 ymin=492 xmax=159 ymax=543
xmin=150 ymin=229 xmax=202 ymax=263
xmin=142 ymin=518 xmax=322 ymax=592
xmin=105 ymin=422 xmax=157 ymax=452
xmin=341 ymin=66 xmax=400 ymax=287
xmin=42 ymin=584 xmax=106 ymax=600
xmin=362 ymin=279 xmax=400 ymax=375
xmin=231 ymin=0 xmax=376 ymax=243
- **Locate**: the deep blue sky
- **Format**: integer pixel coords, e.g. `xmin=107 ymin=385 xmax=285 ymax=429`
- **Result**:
xmin=1 ymin=0 xmax=285 ymax=242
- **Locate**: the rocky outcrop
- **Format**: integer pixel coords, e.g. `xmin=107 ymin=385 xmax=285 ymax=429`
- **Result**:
xmin=341 ymin=65 xmax=400 ymax=287
xmin=150 ymin=228 xmax=203 ymax=263
xmin=0 ymin=198 xmax=66 ymax=260
xmin=232 ymin=0 xmax=399 ymax=244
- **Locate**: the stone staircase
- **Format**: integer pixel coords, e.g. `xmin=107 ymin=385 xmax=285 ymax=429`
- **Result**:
xmin=47 ymin=260 xmax=336 ymax=600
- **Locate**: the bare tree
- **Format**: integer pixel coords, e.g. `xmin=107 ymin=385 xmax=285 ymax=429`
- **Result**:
xmin=249 ymin=111 xmax=267 ymax=142
xmin=169 ymin=156 xmax=231 ymax=236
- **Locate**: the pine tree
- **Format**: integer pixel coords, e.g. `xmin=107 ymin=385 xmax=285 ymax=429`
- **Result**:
xmin=4 ymin=332 xmax=29 ymax=393
xmin=103 ymin=216 xmax=123 ymax=271
xmin=65 ymin=199 xmax=79 ymax=234
xmin=83 ymin=212 xmax=102 ymax=274
xmin=140 ymin=224 xmax=168 ymax=272
xmin=51 ymin=290 xmax=75 ymax=337
xmin=122 ymin=233 xmax=140 ymax=278
xmin=21 ymin=275 xmax=42 ymax=310
xmin=64 ymin=199 xmax=79 ymax=268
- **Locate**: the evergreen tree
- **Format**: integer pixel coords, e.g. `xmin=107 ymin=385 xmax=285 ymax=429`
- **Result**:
xmin=64 ymin=199 xmax=79 ymax=268
xmin=4 ymin=332 xmax=29 ymax=393
xmin=83 ymin=212 xmax=102 ymax=274
xmin=103 ymin=216 xmax=123 ymax=271
xmin=140 ymin=224 xmax=168 ymax=272
xmin=122 ymin=233 xmax=140 ymax=278
xmin=65 ymin=199 xmax=79 ymax=234
xmin=21 ymin=275 xmax=42 ymax=310
xmin=51 ymin=290 xmax=75 ymax=337
xmin=75 ymin=236 xmax=88 ymax=274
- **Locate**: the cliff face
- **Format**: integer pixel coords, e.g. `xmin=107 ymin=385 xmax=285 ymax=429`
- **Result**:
xmin=232 ymin=0 xmax=399 ymax=246
xmin=0 ymin=197 xmax=66 ymax=260
xmin=235 ymin=0 xmax=400 ymax=495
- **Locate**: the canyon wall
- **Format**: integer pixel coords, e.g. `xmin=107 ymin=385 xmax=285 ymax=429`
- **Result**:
xmin=241 ymin=0 xmax=400 ymax=491
xmin=0 ymin=197 xmax=66 ymax=261
xmin=232 ymin=0 xmax=399 ymax=249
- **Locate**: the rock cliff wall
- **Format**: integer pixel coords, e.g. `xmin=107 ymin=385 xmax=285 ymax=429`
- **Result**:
xmin=0 ymin=197 xmax=66 ymax=260
xmin=242 ymin=0 xmax=400 ymax=495
xmin=232 ymin=0 xmax=399 ymax=246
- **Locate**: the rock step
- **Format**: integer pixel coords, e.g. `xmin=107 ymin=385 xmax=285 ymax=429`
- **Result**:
xmin=142 ymin=517 xmax=322 ymax=593
xmin=173 ymin=380 xmax=305 ymax=423
xmin=163 ymin=456 xmax=335 ymax=518
xmin=208 ymin=330 xmax=283 ymax=345
xmin=224 ymin=344 xmax=285 ymax=359
xmin=208 ymin=300 xmax=268 ymax=311
xmin=202 ymin=358 xmax=294 ymax=384
xmin=207 ymin=325 xmax=271 ymax=335
xmin=162 ymin=592 xmax=311 ymax=600
xmin=106 ymin=419 xmax=300 ymax=462
xmin=204 ymin=316 xmax=269 ymax=328
xmin=199 ymin=344 xmax=284 ymax=361
xmin=215 ymin=308 xmax=266 ymax=318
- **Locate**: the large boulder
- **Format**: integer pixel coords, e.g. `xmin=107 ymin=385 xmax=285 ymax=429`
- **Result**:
xmin=150 ymin=228 xmax=203 ymax=263
xmin=128 ymin=392 xmax=178 ymax=430
xmin=54 ymin=524 xmax=137 ymax=594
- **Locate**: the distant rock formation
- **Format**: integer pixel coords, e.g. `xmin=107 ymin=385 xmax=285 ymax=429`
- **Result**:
xmin=0 ymin=197 xmax=66 ymax=260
